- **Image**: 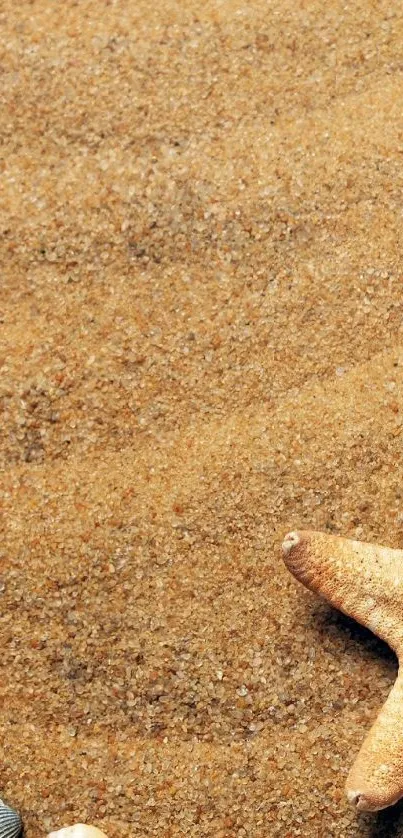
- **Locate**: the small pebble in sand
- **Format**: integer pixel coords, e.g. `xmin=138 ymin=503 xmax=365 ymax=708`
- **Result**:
xmin=48 ymin=826 xmax=108 ymax=838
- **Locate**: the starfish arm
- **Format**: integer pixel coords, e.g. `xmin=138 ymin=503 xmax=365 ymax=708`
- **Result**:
xmin=282 ymin=529 xmax=403 ymax=811
xmin=282 ymin=530 xmax=403 ymax=653
xmin=346 ymin=670 xmax=403 ymax=811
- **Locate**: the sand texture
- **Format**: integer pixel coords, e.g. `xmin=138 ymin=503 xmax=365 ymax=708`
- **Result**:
xmin=1 ymin=0 xmax=403 ymax=835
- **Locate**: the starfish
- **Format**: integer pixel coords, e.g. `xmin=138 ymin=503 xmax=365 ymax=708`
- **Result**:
xmin=282 ymin=529 xmax=403 ymax=813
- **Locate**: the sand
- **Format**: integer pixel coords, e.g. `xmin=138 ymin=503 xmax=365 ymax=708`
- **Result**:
xmin=1 ymin=0 xmax=403 ymax=835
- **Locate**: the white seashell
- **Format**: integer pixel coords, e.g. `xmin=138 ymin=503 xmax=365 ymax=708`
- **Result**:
xmin=48 ymin=826 xmax=108 ymax=838
xmin=0 ymin=798 xmax=22 ymax=838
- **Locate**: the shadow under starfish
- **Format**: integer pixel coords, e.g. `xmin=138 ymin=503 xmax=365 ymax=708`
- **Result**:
xmin=282 ymin=530 xmax=403 ymax=814
xmin=370 ymin=798 xmax=403 ymax=838
xmin=313 ymin=607 xmax=396 ymax=671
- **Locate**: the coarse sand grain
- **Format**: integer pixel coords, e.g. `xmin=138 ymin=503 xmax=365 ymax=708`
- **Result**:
xmin=1 ymin=1 xmax=403 ymax=835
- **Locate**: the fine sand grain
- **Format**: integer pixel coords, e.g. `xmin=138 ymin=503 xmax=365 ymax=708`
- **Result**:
xmin=1 ymin=1 xmax=403 ymax=835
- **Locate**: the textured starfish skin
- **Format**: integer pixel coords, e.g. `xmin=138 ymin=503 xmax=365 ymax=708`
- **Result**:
xmin=282 ymin=529 xmax=403 ymax=813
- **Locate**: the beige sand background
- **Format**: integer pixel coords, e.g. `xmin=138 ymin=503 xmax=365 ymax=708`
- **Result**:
xmin=1 ymin=0 xmax=403 ymax=835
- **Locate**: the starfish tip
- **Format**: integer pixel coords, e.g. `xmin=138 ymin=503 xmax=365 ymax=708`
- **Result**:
xmin=282 ymin=531 xmax=301 ymax=556
xmin=346 ymin=789 xmax=375 ymax=812
xmin=346 ymin=789 xmax=363 ymax=808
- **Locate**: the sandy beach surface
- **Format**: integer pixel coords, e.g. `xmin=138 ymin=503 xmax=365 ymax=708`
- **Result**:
xmin=2 ymin=1 xmax=403 ymax=835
